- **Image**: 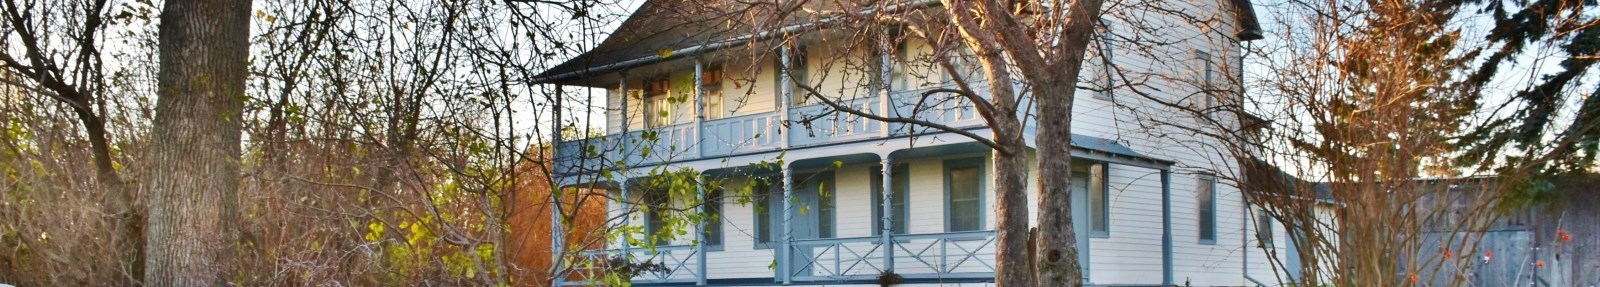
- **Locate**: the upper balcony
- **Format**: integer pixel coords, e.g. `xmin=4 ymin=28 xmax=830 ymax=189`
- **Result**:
xmin=553 ymin=79 xmax=996 ymax=178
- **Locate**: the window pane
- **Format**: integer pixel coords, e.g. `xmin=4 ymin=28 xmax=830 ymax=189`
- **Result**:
xmin=1198 ymin=177 xmax=1216 ymax=242
xmin=892 ymin=169 xmax=908 ymax=234
xmin=1257 ymin=213 xmax=1273 ymax=247
xmin=948 ymin=166 xmax=981 ymax=232
xmin=872 ymin=166 xmax=910 ymax=235
xmin=1090 ymin=165 xmax=1108 ymax=233
xmin=756 ymin=184 xmax=772 ymax=245
xmin=820 ymin=179 xmax=834 ymax=239
xmin=646 ymin=190 xmax=668 ymax=239
xmin=705 ymin=189 xmax=723 ymax=246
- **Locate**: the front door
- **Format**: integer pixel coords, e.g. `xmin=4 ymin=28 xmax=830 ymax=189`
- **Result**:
xmin=772 ymin=173 xmax=833 ymax=280
xmin=1071 ymin=174 xmax=1092 ymax=279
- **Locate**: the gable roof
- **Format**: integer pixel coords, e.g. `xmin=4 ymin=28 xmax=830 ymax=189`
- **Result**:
xmin=533 ymin=0 xmax=1264 ymax=86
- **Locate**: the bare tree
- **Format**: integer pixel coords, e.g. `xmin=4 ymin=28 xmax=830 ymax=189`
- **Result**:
xmin=0 ymin=0 xmax=146 ymax=283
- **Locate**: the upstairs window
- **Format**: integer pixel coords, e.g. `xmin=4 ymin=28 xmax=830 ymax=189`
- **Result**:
xmin=645 ymin=78 xmax=672 ymax=127
xmin=702 ymin=64 xmax=725 ymax=120
xmin=1197 ymin=51 xmax=1219 ymax=120
xmin=1256 ymin=211 xmax=1274 ymax=248
xmin=777 ymin=45 xmax=811 ymax=106
xmin=1089 ymin=22 xmax=1116 ymax=100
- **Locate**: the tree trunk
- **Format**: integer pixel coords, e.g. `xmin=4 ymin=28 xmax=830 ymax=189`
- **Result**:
xmin=1034 ymin=78 xmax=1083 ymax=287
xmin=143 ymin=0 xmax=252 ymax=284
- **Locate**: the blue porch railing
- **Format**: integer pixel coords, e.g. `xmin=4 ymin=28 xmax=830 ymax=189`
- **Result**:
xmin=552 ymin=82 xmax=994 ymax=177
xmin=789 ymin=230 xmax=998 ymax=282
xmin=557 ymin=245 xmax=701 ymax=286
xmin=558 ymin=231 xmax=997 ymax=285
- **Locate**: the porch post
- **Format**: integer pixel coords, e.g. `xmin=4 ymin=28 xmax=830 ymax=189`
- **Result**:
xmin=620 ymin=177 xmax=633 ymax=256
xmin=879 ymin=154 xmax=895 ymax=272
xmin=780 ymin=164 xmax=795 ymax=284
xmin=1161 ymin=169 xmax=1173 ymax=286
xmin=694 ymin=173 xmax=708 ymax=286
xmin=551 ymin=84 xmax=566 ymax=286
xmin=618 ymin=73 xmax=631 ymax=164
xmin=619 ymin=73 xmax=629 ymax=133
xmin=551 ymin=185 xmax=565 ymax=286
xmin=878 ymin=29 xmax=893 ymax=137
xmin=693 ymin=60 xmax=705 ymax=158
xmin=778 ymin=45 xmax=792 ymax=149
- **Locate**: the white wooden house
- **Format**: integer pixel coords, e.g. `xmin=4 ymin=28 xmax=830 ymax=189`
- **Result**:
xmin=534 ymin=0 xmax=1289 ymax=285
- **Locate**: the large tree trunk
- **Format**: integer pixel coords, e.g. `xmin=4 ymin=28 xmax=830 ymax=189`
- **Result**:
xmin=1033 ymin=78 xmax=1083 ymax=287
xmin=143 ymin=0 xmax=252 ymax=285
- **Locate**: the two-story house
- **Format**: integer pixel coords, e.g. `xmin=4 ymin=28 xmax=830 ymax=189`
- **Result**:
xmin=534 ymin=0 xmax=1285 ymax=286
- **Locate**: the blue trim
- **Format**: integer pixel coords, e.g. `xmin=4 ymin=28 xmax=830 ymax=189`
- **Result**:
xmin=1161 ymin=170 xmax=1173 ymax=285
xmin=943 ymin=156 xmax=987 ymax=232
xmin=630 ymin=276 xmax=996 ymax=287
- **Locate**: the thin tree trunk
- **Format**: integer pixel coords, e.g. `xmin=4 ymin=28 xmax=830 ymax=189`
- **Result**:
xmin=941 ymin=1 xmax=1031 ymax=285
xmin=143 ymin=0 xmax=251 ymax=284
xmin=77 ymin=107 xmax=144 ymax=284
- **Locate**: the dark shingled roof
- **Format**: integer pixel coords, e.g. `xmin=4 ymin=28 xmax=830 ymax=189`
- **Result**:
xmin=536 ymin=0 xmax=1265 ymax=85
xmin=534 ymin=0 xmax=751 ymax=86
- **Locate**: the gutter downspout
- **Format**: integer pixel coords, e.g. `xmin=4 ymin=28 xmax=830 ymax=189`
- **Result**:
xmin=529 ymin=0 xmax=945 ymax=84
xmin=1162 ymin=170 xmax=1173 ymax=286
xmin=1243 ymin=200 xmax=1269 ymax=287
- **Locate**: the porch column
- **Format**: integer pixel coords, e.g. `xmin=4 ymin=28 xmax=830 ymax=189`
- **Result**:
xmin=619 ymin=72 xmax=629 ymax=133
xmin=551 ymin=84 xmax=566 ymax=286
xmin=780 ymin=164 xmax=795 ymax=284
xmin=879 ymin=154 xmax=895 ymax=272
xmin=693 ymin=60 xmax=705 ymax=158
xmin=778 ymin=45 xmax=792 ymax=149
xmin=551 ymin=185 xmax=565 ymax=286
xmin=1160 ymin=169 xmax=1173 ymax=285
xmin=694 ymin=173 xmax=708 ymax=286
xmin=878 ymin=29 xmax=892 ymax=137
xmin=618 ymin=73 xmax=630 ymax=164
xmin=620 ymin=177 xmax=633 ymax=255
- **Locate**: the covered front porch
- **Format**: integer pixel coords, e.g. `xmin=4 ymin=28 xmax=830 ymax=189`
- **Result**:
xmin=549 ymin=136 xmax=1180 ymax=286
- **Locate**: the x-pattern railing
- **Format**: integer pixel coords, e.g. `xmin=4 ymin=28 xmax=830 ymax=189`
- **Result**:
xmin=789 ymin=236 xmax=885 ymax=280
xmin=892 ymin=230 xmax=998 ymax=275
xmin=557 ymin=246 xmax=699 ymax=285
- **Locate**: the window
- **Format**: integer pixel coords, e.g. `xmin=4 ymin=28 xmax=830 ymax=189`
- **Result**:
xmin=944 ymin=48 xmax=979 ymax=84
xmin=1089 ymin=164 xmax=1110 ymax=237
xmin=645 ymin=78 xmax=672 ymax=127
xmin=871 ymin=165 xmax=910 ymax=235
xmin=945 ymin=158 xmax=985 ymax=232
xmin=780 ymin=45 xmax=812 ymax=105
xmin=1198 ymin=174 xmax=1217 ymax=244
xmin=753 ymin=179 xmax=777 ymax=248
xmin=704 ymin=188 xmax=723 ymax=249
xmin=644 ymin=189 xmax=670 ymax=242
xmin=1197 ymin=51 xmax=1218 ymax=119
xmin=1256 ymin=212 xmax=1274 ymax=248
xmin=702 ymin=64 xmax=725 ymax=120
xmin=1090 ymin=22 xmax=1116 ymax=100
